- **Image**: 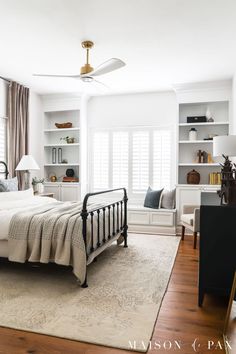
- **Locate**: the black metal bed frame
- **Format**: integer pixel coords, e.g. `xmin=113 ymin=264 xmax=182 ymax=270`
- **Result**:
xmin=0 ymin=161 xmax=9 ymax=179
xmin=0 ymin=161 xmax=128 ymax=288
xmin=81 ymin=187 xmax=128 ymax=287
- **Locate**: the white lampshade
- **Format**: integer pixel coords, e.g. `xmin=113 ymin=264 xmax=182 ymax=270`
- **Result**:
xmin=15 ymin=155 xmax=40 ymax=171
xmin=213 ymin=135 xmax=236 ymax=157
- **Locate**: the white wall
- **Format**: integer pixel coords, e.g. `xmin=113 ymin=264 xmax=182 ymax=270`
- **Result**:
xmin=28 ymin=91 xmax=44 ymax=178
xmin=87 ymin=91 xmax=178 ymax=188
xmin=88 ymin=91 xmax=177 ymax=128
xmin=232 ymin=75 xmax=236 ymax=134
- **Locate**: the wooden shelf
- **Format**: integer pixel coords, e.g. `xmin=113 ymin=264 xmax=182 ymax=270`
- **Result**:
xmin=179 ymin=163 xmax=219 ymax=167
xmin=44 ymin=127 xmax=80 ymax=132
xmin=179 ymin=121 xmax=229 ymax=127
xmin=179 ymin=140 xmax=213 ymax=144
xmin=44 ymin=143 xmax=80 ymax=147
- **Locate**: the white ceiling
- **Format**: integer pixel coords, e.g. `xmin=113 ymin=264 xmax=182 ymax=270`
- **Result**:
xmin=0 ymin=0 xmax=236 ymax=95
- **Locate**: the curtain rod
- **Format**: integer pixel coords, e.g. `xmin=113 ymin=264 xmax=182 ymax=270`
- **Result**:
xmin=0 ymin=76 xmax=10 ymax=83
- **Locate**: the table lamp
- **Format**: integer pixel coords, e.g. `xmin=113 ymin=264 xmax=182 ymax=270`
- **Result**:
xmin=15 ymin=155 xmax=40 ymax=189
xmin=213 ymin=135 xmax=236 ymax=205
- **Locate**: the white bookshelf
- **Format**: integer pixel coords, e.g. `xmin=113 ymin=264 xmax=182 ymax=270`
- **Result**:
xmin=178 ymin=101 xmax=229 ymax=185
xmin=43 ymin=107 xmax=81 ymax=200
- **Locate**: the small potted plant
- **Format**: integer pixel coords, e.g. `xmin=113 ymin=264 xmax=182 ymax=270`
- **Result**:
xmin=32 ymin=177 xmax=45 ymax=194
xmin=60 ymin=136 xmax=75 ymax=144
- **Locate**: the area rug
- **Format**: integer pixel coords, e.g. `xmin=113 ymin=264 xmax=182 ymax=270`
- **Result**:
xmin=0 ymin=234 xmax=180 ymax=352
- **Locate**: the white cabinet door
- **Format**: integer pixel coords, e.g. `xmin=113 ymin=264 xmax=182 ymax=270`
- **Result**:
xmin=176 ymin=186 xmax=201 ymax=225
xmin=60 ymin=184 xmax=80 ymax=202
xmin=44 ymin=184 xmax=60 ymax=200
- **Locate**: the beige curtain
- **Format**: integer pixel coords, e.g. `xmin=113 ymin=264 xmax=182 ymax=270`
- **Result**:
xmin=7 ymin=81 xmax=29 ymax=189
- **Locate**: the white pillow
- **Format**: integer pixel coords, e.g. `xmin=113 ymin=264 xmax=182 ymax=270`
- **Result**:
xmin=0 ymin=188 xmax=34 ymax=202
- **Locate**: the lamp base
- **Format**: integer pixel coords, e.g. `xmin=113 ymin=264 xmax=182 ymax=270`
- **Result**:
xmin=24 ymin=171 xmax=30 ymax=190
xmin=219 ymin=155 xmax=236 ymax=205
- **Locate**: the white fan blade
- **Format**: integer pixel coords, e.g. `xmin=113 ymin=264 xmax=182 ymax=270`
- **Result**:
xmin=93 ymin=78 xmax=110 ymax=89
xmin=33 ymin=73 xmax=80 ymax=78
xmin=84 ymin=58 xmax=125 ymax=77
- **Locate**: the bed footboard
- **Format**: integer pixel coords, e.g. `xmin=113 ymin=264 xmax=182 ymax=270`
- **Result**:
xmin=81 ymin=188 xmax=128 ymax=288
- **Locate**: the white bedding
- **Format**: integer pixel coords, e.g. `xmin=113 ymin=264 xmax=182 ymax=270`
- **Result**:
xmin=0 ymin=196 xmax=59 ymax=241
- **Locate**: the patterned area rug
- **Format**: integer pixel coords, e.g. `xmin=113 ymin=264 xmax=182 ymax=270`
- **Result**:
xmin=0 ymin=234 xmax=180 ymax=352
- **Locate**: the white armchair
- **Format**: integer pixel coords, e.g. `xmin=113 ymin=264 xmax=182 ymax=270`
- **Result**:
xmin=181 ymin=205 xmax=200 ymax=249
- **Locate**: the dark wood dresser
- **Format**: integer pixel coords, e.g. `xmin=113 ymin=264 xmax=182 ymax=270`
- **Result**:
xmin=199 ymin=205 xmax=236 ymax=306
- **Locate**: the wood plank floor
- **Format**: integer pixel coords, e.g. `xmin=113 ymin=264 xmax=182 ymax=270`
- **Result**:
xmin=0 ymin=236 xmax=228 ymax=354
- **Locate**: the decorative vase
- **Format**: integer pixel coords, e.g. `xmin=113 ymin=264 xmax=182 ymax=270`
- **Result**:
xmin=37 ymin=183 xmax=44 ymax=194
xmin=52 ymin=148 xmax=56 ymax=164
xmin=206 ymin=107 xmax=214 ymax=122
xmin=189 ymin=128 xmax=197 ymax=141
xmin=66 ymin=169 xmax=74 ymax=177
xmin=187 ymin=169 xmax=200 ymax=184
xmin=58 ymin=148 xmax=62 ymax=164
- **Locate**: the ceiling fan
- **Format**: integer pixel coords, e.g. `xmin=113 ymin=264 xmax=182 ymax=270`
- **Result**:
xmin=33 ymin=41 xmax=126 ymax=84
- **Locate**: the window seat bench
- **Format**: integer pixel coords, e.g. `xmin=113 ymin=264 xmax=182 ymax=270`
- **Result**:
xmin=128 ymin=204 xmax=177 ymax=235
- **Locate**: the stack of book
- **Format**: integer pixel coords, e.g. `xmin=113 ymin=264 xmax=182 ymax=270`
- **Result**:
xmin=209 ymin=172 xmax=221 ymax=185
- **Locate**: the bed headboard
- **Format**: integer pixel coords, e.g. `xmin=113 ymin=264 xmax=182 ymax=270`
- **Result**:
xmin=0 ymin=161 xmax=9 ymax=179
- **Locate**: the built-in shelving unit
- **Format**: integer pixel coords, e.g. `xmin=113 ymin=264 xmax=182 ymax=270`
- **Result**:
xmin=179 ymin=140 xmax=213 ymax=144
xmin=44 ymin=127 xmax=80 ymax=132
xmin=178 ymin=101 xmax=229 ymax=185
xmin=178 ymin=163 xmax=219 ymax=167
xmin=179 ymin=121 xmax=229 ymax=127
xmin=42 ymin=102 xmax=81 ymax=201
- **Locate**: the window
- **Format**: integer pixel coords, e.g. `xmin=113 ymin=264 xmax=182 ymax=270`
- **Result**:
xmin=93 ymin=132 xmax=109 ymax=190
xmin=153 ymin=130 xmax=171 ymax=190
xmin=132 ymin=131 xmax=149 ymax=192
xmin=0 ymin=117 xmax=6 ymax=162
xmin=91 ymin=127 xmax=172 ymax=194
xmin=112 ymin=131 xmax=129 ymax=188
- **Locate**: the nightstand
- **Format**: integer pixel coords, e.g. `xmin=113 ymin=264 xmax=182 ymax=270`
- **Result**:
xmin=34 ymin=192 xmax=54 ymax=198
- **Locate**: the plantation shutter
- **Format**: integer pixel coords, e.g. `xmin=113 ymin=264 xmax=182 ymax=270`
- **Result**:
xmin=132 ymin=131 xmax=149 ymax=192
xmin=112 ymin=131 xmax=129 ymax=188
xmin=93 ymin=132 xmax=109 ymax=190
xmin=153 ymin=130 xmax=171 ymax=190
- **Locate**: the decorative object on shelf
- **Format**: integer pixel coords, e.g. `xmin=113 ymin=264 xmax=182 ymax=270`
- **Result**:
xmin=49 ymin=174 xmax=57 ymax=182
xmin=209 ymin=172 xmax=221 ymax=185
xmin=187 ymin=116 xmax=207 ymax=123
xmin=208 ymin=134 xmax=217 ymax=139
xmin=196 ymin=150 xmax=209 ymax=163
xmin=206 ymin=107 xmax=214 ymax=122
xmin=187 ymin=169 xmax=200 ymax=184
xmin=55 ymin=122 xmax=72 ymax=129
xmin=15 ymin=155 xmax=40 ymax=190
xmin=62 ymin=177 xmax=79 ymax=182
xmin=213 ymin=135 xmax=236 ymax=205
xmin=61 ymin=159 xmax=68 ymax=164
xmin=204 ymin=133 xmax=218 ymax=141
xmin=189 ymin=128 xmax=197 ymax=141
xmin=60 ymin=136 xmax=75 ymax=144
xmin=32 ymin=177 xmax=45 ymax=194
xmin=66 ymin=168 xmax=74 ymax=177
xmin=52 ymin=147 xmax=56 ymax=164
xmin=207 ymin=153 xmax=214 ymax=163
xmin=58 ymin=148 xmax=62 ymax=164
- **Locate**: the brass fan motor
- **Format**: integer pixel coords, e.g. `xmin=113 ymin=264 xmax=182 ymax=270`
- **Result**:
xmin=80 ymin=41 xmax=94 ymax=75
